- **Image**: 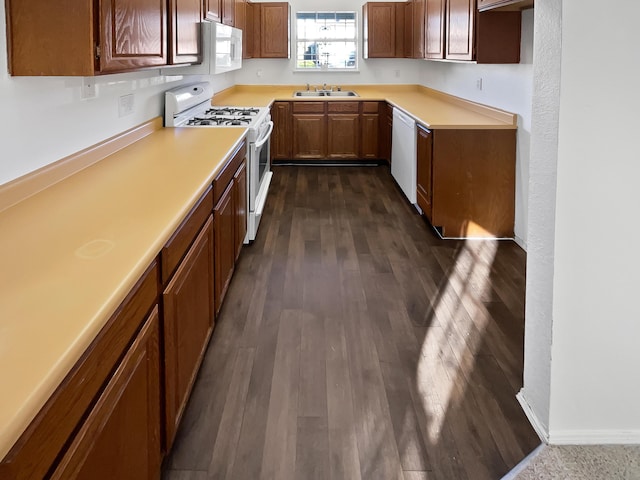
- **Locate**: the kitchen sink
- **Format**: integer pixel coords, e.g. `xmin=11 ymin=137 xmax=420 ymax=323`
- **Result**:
xmin=293 ymin=90 xmax=358 ymax=97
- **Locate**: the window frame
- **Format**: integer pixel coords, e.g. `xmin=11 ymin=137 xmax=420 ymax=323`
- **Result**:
xmin=293 ymin=10 xmax=359 ymax=73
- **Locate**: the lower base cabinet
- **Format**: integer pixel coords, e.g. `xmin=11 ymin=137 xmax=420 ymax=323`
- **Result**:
xmin=163 ymin=215 xmax=215 ymax=450
xmin=416 ymin=125 xmax=433 ymax=221
xmin=214 ymin=182 xmax=236 ymax=314
xmin=50 ymin=307 xmax=161 ymax=480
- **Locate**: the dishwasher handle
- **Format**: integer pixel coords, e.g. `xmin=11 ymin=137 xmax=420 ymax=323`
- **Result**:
xmin=393 ymin=108 xmax=415 ymax=128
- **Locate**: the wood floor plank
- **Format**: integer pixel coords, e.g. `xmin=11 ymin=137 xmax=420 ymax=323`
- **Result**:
xmin=259 ymin=309 xmax=302 ymax=480
xmin=163 ymin=470 xmax=208 ymax=480
xmin=298 ymin=312 xmax=327 ymax=417
xmin=325 ymin=315 xmax=363 ymax=480
xmin=207 ymin=347 xmax=255 ymax=480
xmin=295 ymin=416 xmax=330 ymax=480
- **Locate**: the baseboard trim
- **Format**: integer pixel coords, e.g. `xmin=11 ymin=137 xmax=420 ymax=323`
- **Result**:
xmin=513 ymin=235 xmax=527 ymax=251
xmin=517 ymin=390 xmax=549 ymax=442
xmin=548 ymin=430 xmax=640 ymax=445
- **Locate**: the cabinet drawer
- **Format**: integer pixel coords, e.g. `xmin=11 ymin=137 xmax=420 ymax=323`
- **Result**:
xmin=362 ymin=101 xmax=380 ymax=113
xmin=214 ymin=140 xmax=247 ymax=205
xmin=161 ymin=186 xmax=214 ymax=285
xmin=327 ymin=102 xmax=359 ymax=113
xmin=292 ymin=102 xmax=325 ymax=114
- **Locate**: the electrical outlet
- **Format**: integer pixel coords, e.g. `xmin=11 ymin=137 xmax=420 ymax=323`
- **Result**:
xmin=476 ymin=77 xmax=483 ymax=91
xmin=118 ymin=94 xmax=135 ymax=117
xmin=81 ymin=77 xmax=97 ymax=100
xmin=256 ymin=68 xmax=263 ymax=78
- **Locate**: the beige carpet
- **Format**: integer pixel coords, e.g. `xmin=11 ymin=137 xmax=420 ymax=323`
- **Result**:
xmin=504 ymin=445 xmax=640 ymax=479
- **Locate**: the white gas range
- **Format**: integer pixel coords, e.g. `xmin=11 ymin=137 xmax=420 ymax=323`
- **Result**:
xmin=164 ymin=82 xmax=273 ymax=242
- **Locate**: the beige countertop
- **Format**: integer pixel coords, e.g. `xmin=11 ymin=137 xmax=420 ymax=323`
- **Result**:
xmin=0 ymin=126 xmax=246 ymax=460
xmin=214 ymin=84 xmax=517 ymax=129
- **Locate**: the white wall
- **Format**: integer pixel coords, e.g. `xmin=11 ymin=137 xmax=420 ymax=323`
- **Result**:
xmin=235 ymin=0 xmax=423 ymax=85
xmin=0 ymin=2 xmax=235 ymax=186
xmin=546 ymin=0 xmax=640 ymax=443
xmin=418 ymin=9 xmax=534 ymax=247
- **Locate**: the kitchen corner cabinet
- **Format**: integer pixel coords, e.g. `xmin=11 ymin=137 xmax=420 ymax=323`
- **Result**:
xmin=254 ymin=2 xmax=291 ymax=58
xmin=169 ymin=0 xmax=203 ymax=64
xmin=420 ymin=128 xmax=516 ymax=237
xmin=6 ymin=0 xmax=167 ymax=75
xmin=50 ymin=307 xmax=161 ymax=480
xmin=161 ymin=186 xmax=215 ymax=450
xmin=0 ymin=263 xmax=160 ymax=479
xmin=272 ymin=102 xmax=292 ymax=160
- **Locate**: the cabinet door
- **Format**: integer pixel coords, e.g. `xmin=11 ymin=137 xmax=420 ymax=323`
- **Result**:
xmin=364 ymin=3 xmax=396 ymax=58
xmin=258 ymin=3 xmax=290 ymax=58
xmin=50 ymin=307 xmax=161 ymax=480
xmin=271 ymin=102 xmax=292 ymax=160
xmin=425 ymin=0 xmax=446 ymax=59
xmin=413 ymin=0 xmax=425 ymax=58
xmin=99 ymin=0 xmax=167 ymax=72
xmin=163 ymin=216 xmax=215 ymax=450
xmin=446 ymin=0 xmax=475 ymax=60
xmin=328 ymin=114 xmax=360 ymax=160
xmin=169 ymin=0 xmax=202 ymax=65
xmin=244 ymin=1 xmax=255 ymax=58
xmin=214 ymin=183 xmax=236 ymax=314
xmin=222 ymin=0 xmax=235 ymax=25
xmin=293 ymin=115 xmax=327 ymax=159
xmin=361 ymin=113 xmax=380 ymax=159
xmin=379 ymin=103 xmax=393 ymax=163
xmin=416 ymin=126 xmax=433 ymax=221
xmin=205 ymin=0 xmax=222 ymax=22
xmin=234 ymin=161 xmax=247 ymax=260
xmin=404 ymin=2 xmax=414 ymax=58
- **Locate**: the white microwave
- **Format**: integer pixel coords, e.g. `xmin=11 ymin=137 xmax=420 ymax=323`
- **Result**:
xmin=162 ymin=21 xmax=242 ymax=75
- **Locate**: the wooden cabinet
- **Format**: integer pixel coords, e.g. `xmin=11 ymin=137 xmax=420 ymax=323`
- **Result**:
xmin=205 ymin=0 xmax=222 ymax=22
xmin=425 ymin=0 xmax=446 ymax=59
xmin=416 ymin=125 xmax=433 ymax=221
xmin=327 ymin=103 xmax=360 ymax=160
xmin=169 ymin=0 xmax=203 ymax=64
xmin=413 ymin=0 xmax=426 ymax=58
xmin=0 ymin=263 xmax=159 ymax=479
xmin=478 ymin=0 xmax=533 ymax=11
xmin=363 ymin=2 xmax=397 ymax=58
xmin=234 ymin=161 xmax=248 ymax=261
xmin=446 ymin=0 xmax=475 ymax=61
xmin=7 ymin=0 xmax=167 ymax=75
xmin=222 ymin=0 xmax=236 ymax=25
xmin=380 ymin=102 xmax=393 ymax=163
xmin=423 ymin=0 xmax=522 ymax=63
xmin=214 ymin=183 xmax=236 ymax=313
xmin=292 ymin=102 xmax=327 ymax=159
xmin=50 ymin=308 xmax=161 ymax=480
xmin=418 ymin=128 xmax=516 ymax=237
xmin=255 ymin=2 xmax=290 ymax=58
xmin=163 ymin=214 xmax=215 ymax=450
xmin=243 ymin=1 xmax=256 ymax=58
xmin=361 ymin=102 xmax=381 ymax=159
xmin=403 ymin=2 xmax=414 ymax=58
xmin=271 ymin=102 xmax=292 ymax=160
xmin=212 ymin=141 xmax=247 ymax=312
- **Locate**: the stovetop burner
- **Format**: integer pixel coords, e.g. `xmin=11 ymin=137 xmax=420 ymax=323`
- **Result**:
xmin=205 ymin=107 xmax=260 ymax=117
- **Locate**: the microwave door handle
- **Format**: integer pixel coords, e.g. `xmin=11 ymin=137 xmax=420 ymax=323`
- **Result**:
xmin=254 ymin=121 xmax=274 ymax=149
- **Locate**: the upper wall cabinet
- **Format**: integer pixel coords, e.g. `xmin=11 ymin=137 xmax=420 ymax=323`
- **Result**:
xmin=478 ymin=0 xmax=533 ymax=11
xmin=169 ymin=0 xmax=203 ymax=65
xmin=363 ymin=3 xmax=397 ymax=58
xmin=424 ymin=0 xmax=522 ymax=63
xmin=254 ymin=2 xmax=290 ymax=58
xmin=6 ymin=0 xmax=168 ymax=75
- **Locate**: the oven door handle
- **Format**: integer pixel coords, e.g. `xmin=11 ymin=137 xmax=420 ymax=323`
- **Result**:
xmin=254 ymin=121 xmax=274 ymax=149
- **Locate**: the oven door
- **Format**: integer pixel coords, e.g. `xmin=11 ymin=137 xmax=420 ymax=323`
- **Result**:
xmin=248 ymin=120 xmax=274 ymax=241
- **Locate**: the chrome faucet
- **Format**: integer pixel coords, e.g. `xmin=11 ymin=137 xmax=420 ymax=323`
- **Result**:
xmin=306 ymin=83 xmax=310 ymax=91
xmin=323 ymin=83 xmax=327 ymax=91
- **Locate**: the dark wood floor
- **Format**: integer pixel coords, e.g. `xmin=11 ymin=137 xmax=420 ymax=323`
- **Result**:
xmin=162 ymin=165 xmax=540 ymax=480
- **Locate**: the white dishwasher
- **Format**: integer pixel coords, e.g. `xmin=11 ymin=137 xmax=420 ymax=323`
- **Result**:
xmin=391 ymin=107 xmax=417 ymax=206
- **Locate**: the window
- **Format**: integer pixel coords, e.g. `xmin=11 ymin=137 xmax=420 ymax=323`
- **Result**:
xmin=295 ymin=11 xmax=357 ymax=71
